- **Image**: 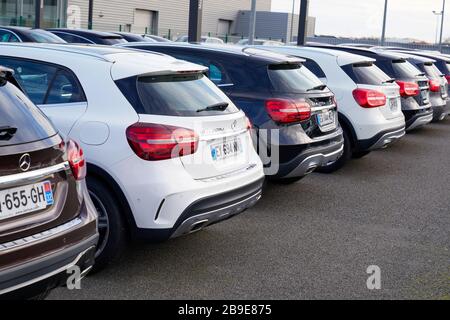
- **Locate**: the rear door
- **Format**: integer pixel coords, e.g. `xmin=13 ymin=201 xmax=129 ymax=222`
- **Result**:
xmin=346 ymin=62 xmax=402 ymax=119
xmin=0 ymin=57 xmax=88 ymax=136
xmin=116 ymin=72 xmax=255 ymax=180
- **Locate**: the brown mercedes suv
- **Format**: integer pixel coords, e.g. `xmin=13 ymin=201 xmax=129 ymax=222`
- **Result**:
xmin=0 ymin=67 xmax=98 ymax=299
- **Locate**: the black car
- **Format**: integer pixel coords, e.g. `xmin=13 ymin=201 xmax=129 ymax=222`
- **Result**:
xmin=113 ymin=32 xmax=155 ymax=43
xmin=46 ymin=29 xmax=127 ymax=45
xmin=0 ymin=26 xmax=65 ymax=43
xmin=309 ymin=44 xmax=434 ymax=130
xmin=0 ymin=66 xmax=98 ymax=299
xmin=120 ymin=43 xmax=345 ymax=182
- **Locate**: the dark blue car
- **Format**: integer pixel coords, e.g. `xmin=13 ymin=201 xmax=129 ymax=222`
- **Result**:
xmin=119 ymin=43 xmax=344 ymax=182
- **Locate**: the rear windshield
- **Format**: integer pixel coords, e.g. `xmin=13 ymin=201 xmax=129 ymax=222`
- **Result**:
xmin=268 ymin=63 xmax=324 ymax=93
xmin=445 ymin=62 xmax=450 ymax=74
xmin=423 ymin=63 xmax=443 ymax=79
xmin=343 ymin=62 xmax=392 ymax=85
xmin=115 ymin=73 xmax=239 ymax=117
xmin=28 ymin=30 xmax=66 ymax=43
xmin=0 ymin=80 xmax=57 ymax=147
xmin=392 ymin=60 xmax=423 ymax=78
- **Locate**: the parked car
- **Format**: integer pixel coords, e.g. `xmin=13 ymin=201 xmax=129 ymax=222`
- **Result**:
xmin=386 ymin=52 xmax=449 ymax=122
xmin=0 ymin=66 xmax=98 ymax=299
xmin=0 ymin=43 xmax=264 ymax=271
xmin=257 ymin=46 xmax=406 ymax=172
xmin=119 ymin=43 xmax=344 ymax=179
xmin=239 ymin=39 xmax=284 ymax=46
xmin=308 ymin=44 xmax=434 ymax=130
xmin=113 ymin=32 xmax=155 ymax=43
xmin=176 ymin=35 xmax=224 ymax=44
xmin=0 ymin=26 xmax=66 ymax=43
xmin=46 ymin=29 xmax=127 ymax=45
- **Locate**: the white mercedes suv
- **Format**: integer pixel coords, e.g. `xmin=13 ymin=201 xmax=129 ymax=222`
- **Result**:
xmin=257 ymin=46 xmax=406 ymax=172
xmin=0 ymin=43 xmax=265 ymax=270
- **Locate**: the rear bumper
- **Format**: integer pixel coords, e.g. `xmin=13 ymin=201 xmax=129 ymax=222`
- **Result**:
xmin=273 ymin=129 xmax=344 ymax=179
xmin=134 ymin=178 xmax=264 ymax=242
xmin=357 ymin=125 xmax=405 ymax=151
xmin=405 ymin=108 xmax=434 ymax=131
xmin=0 ymin=181 xmax=98 ymax=299
xmin=0 ymin=235 xmax=97 ymax=299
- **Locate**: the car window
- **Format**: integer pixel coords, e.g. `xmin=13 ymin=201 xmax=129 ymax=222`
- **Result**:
xmin=423 ymin=63 xmax=443 ymax=79
xmin=28 ymin=30 xmax=66 ymax=43
xmin=115 ymin=73 xmax=239 ymax=117
xmin=303 ymin=59 xmax=327 ymax=78
xmin=46 ymin=69 xmax=85 ymax=104
xmin=0 ymin=58 xmax=86 ymax=105
xmin=52 ymin=32 xmax=93 ymax=44
xmin=342 ymin=62 xmax=391 ymax=85
xmin=268 ymin=63 xmax=324 ymax=93
xmin=8 ymin=33 xmax=20 ymax=42
xmin=391 ymin=60 xmax=423 ymax=78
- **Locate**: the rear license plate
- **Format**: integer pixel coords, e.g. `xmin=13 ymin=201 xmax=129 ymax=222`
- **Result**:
xmin=389 ymin=98 xmax=399 ymax=111
xmin=317 ymin=110 xmax=336 ymax=131
xmin=0 ymin=181 xmax=54 ymax=221
xmin=211 ymin=138 xmax=242 ymax=161
xmin=441 ymin=86 xmax=448 ymax=99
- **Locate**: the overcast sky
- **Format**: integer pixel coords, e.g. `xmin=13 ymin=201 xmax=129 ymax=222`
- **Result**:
xmin=271 ymin=0 xmax=449 ymax=42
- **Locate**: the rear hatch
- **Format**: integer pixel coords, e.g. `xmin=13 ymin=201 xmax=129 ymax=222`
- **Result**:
xmin=342 ymin=62 xmax=402 ymax=119
xmin=0 ymin=78 xmax=80 ymax=248
xmin=116 ymin=72 xmax=255 ymax=180
xmin=267 ymin=62 xmax=339 ymax=140
xmin=391 ymin=59 xmax=431 ymax=106
xmin=423 ymin=62 xmax=448 ymax=100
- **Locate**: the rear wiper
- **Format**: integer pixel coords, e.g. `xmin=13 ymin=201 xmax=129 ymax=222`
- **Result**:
xmin=0 ymin=126 xmax=17 ymax=141
xmin=307 ymin=84 xmax=327 ymax=92
xmin=196 ymin=102 xmax=229 ymax=113
xmin=383 ymin=78 xmax=396 ymax=84
xmin=417 ymin=73 xmax=426 ymax=77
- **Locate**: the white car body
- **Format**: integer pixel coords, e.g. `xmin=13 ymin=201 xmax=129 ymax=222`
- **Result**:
xmin=0 ymin=43 xmax=264 ymax=242
xmin=258 ymin=46 xmax=406 ymax=148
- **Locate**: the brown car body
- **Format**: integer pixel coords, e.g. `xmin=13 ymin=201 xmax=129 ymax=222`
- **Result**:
xmin=0 ymin=67 xmax=98 ymax=299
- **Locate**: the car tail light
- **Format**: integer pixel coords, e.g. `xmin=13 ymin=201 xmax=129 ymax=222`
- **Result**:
xmin=396 ymin=81 xmax=420 ymax=97
xmin=429 ymin=79 xmax=441 ymax=92
xmin=67 ymin=140 xmax=86 ymax=181
xmin=445 ymin=75 xmax=450 ymax=84
xmin=352 ymin=89 xmax=386 ymax=108
xmin=245 ymin=117 xmax=253 ymax=130
xmin=126 ymin=123 xmax=199 ymax=161
xmin=265 ymin=99 xmax=311 ymax=124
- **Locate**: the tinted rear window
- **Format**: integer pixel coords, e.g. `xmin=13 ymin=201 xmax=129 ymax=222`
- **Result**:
xmin=268 ymin=63 xmax=324 ymax=93
xmin=423 ymin=63 xmax=443 ymax=79
xmin=343 ymin=62 xmax=392 ymax=85
xmin=28 ymin=30 xmax=66 ymax=43
xmin=101 ymin=37 xmax=127 ymax=45
xmin=115 ymin=73 xmax=239 ymax=117
xmin=0 ymin=80 xmax=57 ymax=146
xmin=391 ymin=60 xmax=423 ymax=78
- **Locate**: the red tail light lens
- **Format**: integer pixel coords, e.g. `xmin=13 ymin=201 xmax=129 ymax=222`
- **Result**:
xmin=429 ymin=79 xmax=441 ymax=92
xmin=396 ymin=81 xmax=420 ymax=97
xmin=445 ymin=75 xmax=450 ymax=84
xmin=352 ymin=89 xmax=387 ymax=108
xmin=67 ymin=140 xmax=86 ymax=181
xmin=245 ymin=117 xmax=253 ymax=130
xmin=126 ymin=123 xmax=199 ymax=161
xmin=265 ymin=99 xmax=311 ymax=124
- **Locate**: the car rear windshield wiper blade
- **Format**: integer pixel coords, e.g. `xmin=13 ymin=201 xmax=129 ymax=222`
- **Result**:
xmin=307 ymin=84 xmax=327 ymax=92
xmin=196 ymin=102 xmax=229 ymax=113
xmin=417 ymin=73 xmax=426 ymax=77
xmin=0 ymin=126 xmax=17 ymax=141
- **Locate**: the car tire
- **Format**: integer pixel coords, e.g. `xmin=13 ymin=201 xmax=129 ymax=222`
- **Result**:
xmin=316 ymin=128 xmax=352 ymax=174
xmin=352 ymin=151 xmax=371 ymax=159
xmin=87 ymin=177 xmax=128 ymax=273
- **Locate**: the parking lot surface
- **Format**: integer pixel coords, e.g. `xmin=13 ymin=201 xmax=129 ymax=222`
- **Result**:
xmin=50 ymin=119 xmax=450 ymax=300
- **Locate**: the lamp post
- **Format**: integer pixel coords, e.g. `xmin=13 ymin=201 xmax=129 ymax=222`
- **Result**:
xmin=381 ymin=0 xmax=388 ymax=46
xmin=438 ymin=0 xmax=446 ymax=51
xmin=248 ymin=0 xmax=257 ymax=45
xmin=88 ymin=0 xmax=94 ymax=30
xmin=290 ymin=0 xmax=296 ymax=43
